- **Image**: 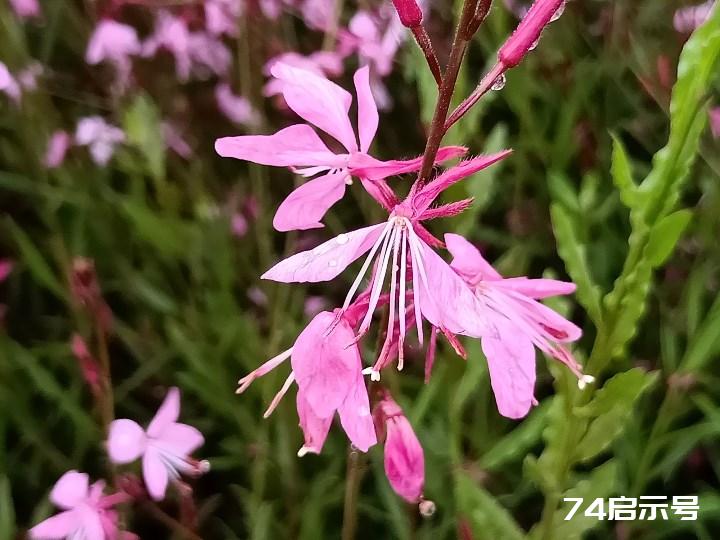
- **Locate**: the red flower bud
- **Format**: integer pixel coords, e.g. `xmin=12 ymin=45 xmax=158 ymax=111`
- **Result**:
xmin=391 ymin=0 xmax=423 ymax=28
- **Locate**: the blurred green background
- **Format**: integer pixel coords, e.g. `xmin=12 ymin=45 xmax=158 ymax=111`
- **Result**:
xmin=1 ymin=0 xmax=720 ymax=538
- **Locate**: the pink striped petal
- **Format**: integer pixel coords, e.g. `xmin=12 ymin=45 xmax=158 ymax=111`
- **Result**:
xmin=215 ymin=124 xmax=338 ymax=167
xmin=271 ymin=62 xmax=358 ymax=153
xmin=107 ymin=419 xmax=146 ymax=464
xmin=384 ymin=414 xmax=425 ymax=503
xmin=353 ymin=66 xmax=378 ymax=153
xmin=29 ymin=511 xmax=79 ymax=539
xmin=297 ymin=391 xmax=332 ymax=455
xmin=445 ymin=233 xmax=502 ymax=283
xmin=273 ymin=171 xmax=348 ymax=231
xmin=482 ymin=317 xmax=536 ymax=419
xmin=337 ymin=374 xmax=376 ymax=452
xmin=143 ymin=448 xmax=169 ymax=500
xmin=261 ymin=223 xmax=386 ymax=283
xmin=50 ymin=471 xmax=89 ymax=510
xmin=291 ymin=312 xmax=360 ymax=419
xmin=348 ymin=146 xmax=468 ymax=181
xmin=147 ymin=387 xmax=180 ymax=438
xmin=154 ymin=422 xmax=204 ymax=457
xmin=493 ymin=277 xmax=576 ymax=299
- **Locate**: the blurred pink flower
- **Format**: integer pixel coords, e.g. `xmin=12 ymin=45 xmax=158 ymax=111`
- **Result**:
xmin=86 ymin=19 xmax=141 ymax=85
xmin=261 ymin=155 xmax=510 ymax=375
xmin=205 ymin=0 xmax=244 ymax=36
xmin=231 ymin=213 xmax=249 ymax=237
xmin=247 ymin=286 xmax=268 ymax=306
xmin=216 ymin=63 xmax=466 ymax=231
xmin=215 ymin=83 xmax=259 ymax=126
xmin=237 ymin=307 xmax=377 ymax=455
xmin=0 ymin=62 xmax=21 ymax=103
xmin=9 ymin=0 xmax=40 ymax=19
xmin=445 ymin=233 xmax=589 ymax=419
xmin=75 ymin=116 xmax=125 ymax=166
xmin=44 ymin=130 xmax=71 ymax=169
xmin=0 ymin=259 xmax=13 ymax=282
xmin=29 ymin=471 xmax=134 ymax=540
xmin=143 ymin=11 xmax=230 ymax=80
xmin=263 ymin=51 xmax=344 ymax=96
xmin=374 ymin=392 xmax=424 ymax=502
xmin=162 ymin=122 xmax=193 ymax=159
xmin=300 ymin=0 xmax=335 ymax=31
xmin=107 ymin=387 xmax=207 ymax=501
xmin=303 ymin=296 xmax=327 ymax=317
xmin=343 ymin=10 xmax=404 ymax=78
xmin=70 ymin=334 xmax=101 ymax=397
xmin=674 ymin=1 xmax=715 ymax=32
xmin=710 ymin=107 xmax=720 ymax=138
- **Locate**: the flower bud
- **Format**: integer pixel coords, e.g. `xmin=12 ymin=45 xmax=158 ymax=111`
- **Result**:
xmin=498 ymin=0 xmax=565 ymax=68
xmin=71 ymin=334 xmax=101 ymax=396
xmin=391 ymin=0 xmax=423 ymax=28
xmin=375 ymin=392 xmax=425 ymax=502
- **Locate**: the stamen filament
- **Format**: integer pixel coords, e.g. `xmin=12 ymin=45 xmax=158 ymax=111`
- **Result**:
xmin=398 ymin=227 xmax=408 ymax=367
xmin=263 ymin=372 xmax=295 ymax=418
xmin=236 ymin=347 xmax=293 ymax=394
xmin=359 ymin=226 xmax=398 ymax=334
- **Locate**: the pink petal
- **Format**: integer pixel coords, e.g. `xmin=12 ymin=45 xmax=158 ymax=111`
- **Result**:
xmin=261 ymin=223 xmax=386 ymax=283
xmin=76 ymin=509 xmax=104 ymax=540
xmin=270 ymin=62 xmax=358 ymax=152
xmin=493 ymin=277 xmax=576 ymax=299
xmin=353 ymin=66 xmax=378 ymax=153
xmin=348 ymin=146 xmax=467 ymax=181
xmin=413 ymin=235 xmax=490 ymax=337
xmin=153 ymin=422 xmax=204 ymax=456
xmin=296 ymin=391 xmax=332 ymax=455
xmin=445 ymin=233 xmax=502 ymax=283
xmin=291 ymin=311 xmax=360 ymax=418
xmin=482 ymin=317 xmax=537 ymax=419
xmin=29 ymin=511 xmax=79 ymax=539
xmin=384 ymin=415 xmax=425 ymax=503
xmin=273 ymin=171 xmax=348 ymax=231
xmin=412 ymin=152 xmax=512 ymax=213
xmin=50 ymin=471 xmax=89 ymax=510
xmin=147 ymin=387 xmax=181 ymax=437
xmin=143 ymin=448 xmax=169 ymax=501
xmin=337 ymin=373 xmax=376 ymax=452
xmin=107 ymin=419 xmax=147 ymax=464
xmin=514 ymin=295 xmax=582 ymax=342
xmin=215 ymin=124 xmax=338 ymax=167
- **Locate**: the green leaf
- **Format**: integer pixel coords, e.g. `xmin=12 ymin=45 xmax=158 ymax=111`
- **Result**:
xmin=122 ymin=93 xmax=166 ymax=181
xmin=573 ymin=369 xmax=658 ymax=462
xmin=646 ymin=209 xmax=693 ymax=267
xmin=550 ymin=204 xmax=602 ymax=322
xmin=681 ymin=292 xmax=720 ymax=372
xmin=610 ymin=134 xmax=639 ymax=210
xmin=639 ymin=7 xmax=720 ymax=224
xmin=455 ymin=474 xmax=526 ymax=540
xmin=7 ymin=220 xmax=65 ymax=299
xmin=0 ymin=476 xmax=15 ymax=540
xmin=121 ymin=201 xmax=195 ymax=257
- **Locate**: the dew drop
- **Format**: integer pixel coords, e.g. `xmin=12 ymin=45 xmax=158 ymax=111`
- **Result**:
xmin=550 ymin=1 xmax=565 ymax=22
xmin=419 ymin=500 xmax=436 ymax=518
xmin=491 ymin=73 xmax=506 ymax=91
xmin=328 ymin=259 xmax=338 ymax=268
xmin=336 ymin=233 xmax=349 ymax=245
xmin=529 ymin=38 xmax=540 ymax=51
xmin=357 ymin=405 xmax=370 ymax=416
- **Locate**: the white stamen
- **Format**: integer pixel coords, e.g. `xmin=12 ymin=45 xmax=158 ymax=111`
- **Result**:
xmin=358 ymin=226 xmax=397 ymax=334
xmin=370 ymin=370 xmax=381 ymax=381
xmin=407 ymin=227 xmax=426 ymax=345
xmin=361 ymin=367 xmax=375 ymax=375
xmin=263 ymin=372 xmax=295 ymax=418
xmin=382 ymin=225 xmax=402 ymax=361
xmin=341 ymin=220 xmax=394 ymax=311
xmin=236 ymin=347 xmax=292 ymax=394
xmin=578 ymin=375 xmax=595 ymax=390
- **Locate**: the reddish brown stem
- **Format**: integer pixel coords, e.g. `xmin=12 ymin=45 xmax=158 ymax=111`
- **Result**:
xmin=411 ymin=25 xmax=442 ymax=87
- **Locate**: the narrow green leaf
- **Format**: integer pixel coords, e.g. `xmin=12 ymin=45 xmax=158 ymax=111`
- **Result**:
xmin=0 ymin=476 xmax=15 ymax=540
xmin=455 ymin=475 xmax=526 ymax=540
xmin=7 ymin=220 xmax=65 ymax=299
xmin=646 ymin=209 xmax=693 ymax=267
xmin=610 ymin=134 xmax=639 ymax=209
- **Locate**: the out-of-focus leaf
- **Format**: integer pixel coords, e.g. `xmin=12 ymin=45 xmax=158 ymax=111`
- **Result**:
xmin=0 ymin=476 xmax=15 ymax=540
xmin=681 ymin=292 xmax=720 ymax=372
xmin=455 ymin=474 xmax=526 ymax=540
xmin=122 ymin=93 xmax=166 ymax=181
xmin=7 ymin=220 xmax=65 ymax=299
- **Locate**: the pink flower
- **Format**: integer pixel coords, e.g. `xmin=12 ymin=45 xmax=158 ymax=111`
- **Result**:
xmin=263 ymin=51 xmax=344 ymax=96
xmin=86 ymin=19 xmax=141 ymax=85
xmin=107 ymin=387 xmax=207 ymax=501
xmin=445 ymin=233 xmax=588 ymax=419
xmin=9 ymin=0 xmax=40 ymax=19
xmin=215 ymin=83 xmax=259 ymax=126
xmin=204 ymin=0 xmax=244 ymax=36
xmin=674 ymin=1 xmax=715 ymax=33
xmin=29 ymin=471 xmax=134 ymax=540
xmin=216 ymin=63 xmax=466 ymax=231
xmin=374 ymin=392 xmax=424 ymax=502
xmin=162 ymin=122 xmax=193 ymax=159
xmin=237 ymin=306 xmax=378 ymax=455
xmin=342 ymin=10 xmax=404 ymax=78
xmin=231 ymin=213 xmax=249 ymax=237
xmin=260 ymin=154 xmax=511 ymax=376
xmin=0 ymin=259 xmax=13 ymax=283
xmin=0 ymin=62 xmax=21 ymax=103
xmin=44 ymin=130 xmax=71 ymax=169
xmin=75 ymin=116 xmax=125 ymax=166
xmin=710 ymin=107 xmax=720 ymax=138
xmin=300 ymin=0 xmax=335 ymax=31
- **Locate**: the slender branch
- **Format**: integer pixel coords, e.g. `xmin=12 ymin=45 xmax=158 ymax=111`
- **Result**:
xmin=411 ymin=26 xmax=442 ymax=86
xmin=416 ymin=0 xmax=483 ymax=184
xmin=341 ymin=447 xmax=364 ymax=540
